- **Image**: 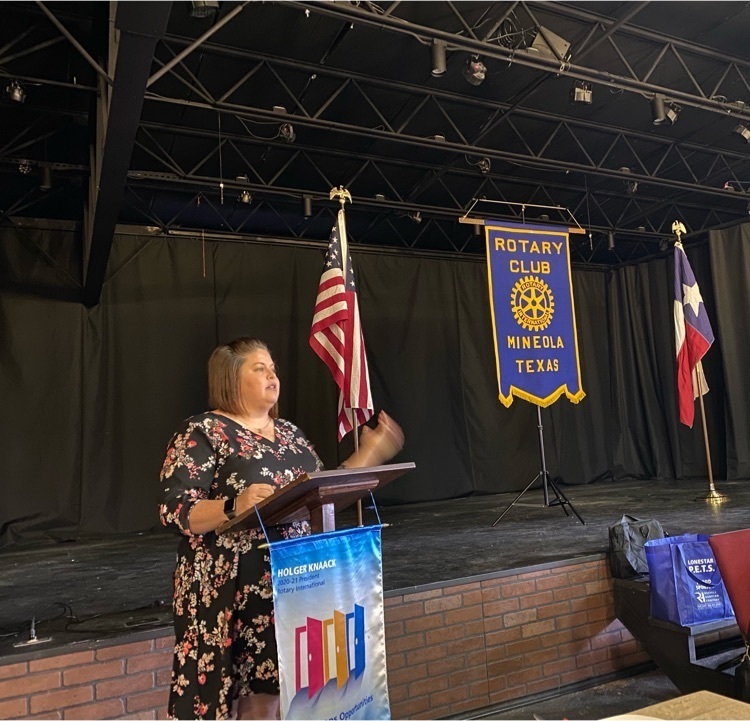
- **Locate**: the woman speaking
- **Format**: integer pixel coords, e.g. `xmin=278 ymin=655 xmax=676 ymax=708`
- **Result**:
xmin=159 ymin=338 xmax=404 ymax=720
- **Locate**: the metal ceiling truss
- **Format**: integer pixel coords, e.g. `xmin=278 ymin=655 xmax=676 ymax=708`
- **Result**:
xmin=137 ymin=40 xmax=750 ymax=243
xmin=128 ymin=119 xmax=744 ymax=237
xmin=293 ymin=1 xmax=750 ymax=122
xmin=80 ymin=1 xmax=172 ymax=307
xmin=154 ymin=35 xmax=750 ymax=199
xmin=3 ymin=1 xmax=750 ymax=269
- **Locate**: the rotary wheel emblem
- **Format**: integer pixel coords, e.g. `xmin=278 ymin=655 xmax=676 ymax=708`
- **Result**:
xmin=511 ymin=276 xmax=555 ymax=331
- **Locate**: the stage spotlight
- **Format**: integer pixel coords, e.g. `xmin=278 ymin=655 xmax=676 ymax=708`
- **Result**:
xmin=478 ymin=157 xmax=491 ymax=174
xmin=18 ymin=160 xmax=32 ymax=175
xmin=619 ymin=166 xmax=638 ymax=195
xmin=473 ymin=223 xmax=482 ymax=236
xmin=239 ymin=190 xmax=252 ymax=204
xmin=279 ymin=122 xmax=296 ymax=143
xmin=302 ymin=195 xmax=312 ymax=218
xmin=539 ymin=214 xmax=550 ymax=221
xmin=607 ymin=230 xmax=615 ymax=251
xmin=463 ymin=56 xmax=486 ymax=86
xmin=39 ymin=166 xmax=52 ymax=191
xmin=525 ymin=26 xmax=571 ymax=61
xmin=734 ymin=124 xmax=750 ymax=143
xmin=190 ymin=0 xmax=219 ymax=18
xmin=409 ymin=211 xmax=422 ymax=224
xmin=652 ymin=95 xmax=679 ymax=125
xmin=659 ymin=238 xmax=669 ymax=252
xmin=570 ymin=80 xmax=592 ymax=104
xmin=6 ymin=80 xmax=25 ymax=103
xmin=651 ymin=94 xmax=666 ymax=123
xmin=431 ymin=39 xmax=447 ymax=77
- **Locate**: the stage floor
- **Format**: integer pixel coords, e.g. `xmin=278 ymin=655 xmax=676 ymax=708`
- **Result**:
xmin=1 ymin=478 xmax=748 ymax=656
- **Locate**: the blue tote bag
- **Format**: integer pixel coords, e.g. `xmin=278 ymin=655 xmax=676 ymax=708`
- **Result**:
xmin=645 ymin=534 xmax=734 ymax=626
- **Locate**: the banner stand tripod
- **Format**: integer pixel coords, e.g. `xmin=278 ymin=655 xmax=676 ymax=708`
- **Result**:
xmin=492 ymin=406 xmax=585 ymax=526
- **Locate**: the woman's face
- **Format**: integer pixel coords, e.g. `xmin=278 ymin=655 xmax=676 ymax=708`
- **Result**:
xmin=239 ymin=348 xmax=280 ymax=413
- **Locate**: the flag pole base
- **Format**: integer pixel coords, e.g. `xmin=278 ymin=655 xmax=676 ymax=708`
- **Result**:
xmin=699 ymin=489 xmax=728 ymax=505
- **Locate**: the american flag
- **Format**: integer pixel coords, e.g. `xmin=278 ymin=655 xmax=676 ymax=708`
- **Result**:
xmin=674 ymin=241 xmax=714 ymax=427
xmin=309 ymin=209 xmax=373 ymax=439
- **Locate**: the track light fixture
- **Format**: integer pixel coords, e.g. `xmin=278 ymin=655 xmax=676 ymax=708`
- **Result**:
xmin=570 ymin=80 xmax=592 ymax=105
xmin=733 ymin=124 xmax=750 ymax=143
xmin=6 ymin=80 xmax=25 ymax=103
xmin=190 ymin=0 xmax=219 ymax=18
xmin=607 ymin=230 xmax=615 ymax=251
xmin=302 ymin=195 xmax=312 ymax=218
xmin=431 ymin=39 xmax=447 ymax=77
xmin=651 ymin=95 xmax=679 ymax=125
xmin=462 ymin=56 xmax=486 ymax=86
xmin=39 ymin=166 xmax=52 ymax=191
xmin=279 ymin=122 xmax=296 ymax=143
xmin=239 ymin=190 xmax=252 ymax=204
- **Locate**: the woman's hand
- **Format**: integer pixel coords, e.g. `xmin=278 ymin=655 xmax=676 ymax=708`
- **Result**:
xmin=187 ymin=484 xmax=275 ymax=535
xmin=346 ymin=411 xmax=405 ymax=468
xmin=236 ymin=483 xmax=275 ymax=514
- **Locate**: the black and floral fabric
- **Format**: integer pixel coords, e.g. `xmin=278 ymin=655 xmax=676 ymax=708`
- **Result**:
xmin=159 ymin=412 xmax=323 ymax=720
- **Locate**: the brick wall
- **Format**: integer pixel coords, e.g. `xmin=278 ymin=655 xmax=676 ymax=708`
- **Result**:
xmin=385 ymin=557 xmax=649 ymax=719
xmin=0 ymin=557 xmax=647 ymax=720
xmin=0 ymin=636 xmax=173 ymax=720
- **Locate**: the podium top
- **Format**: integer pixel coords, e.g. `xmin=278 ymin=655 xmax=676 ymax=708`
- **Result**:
xmin=216 ymin=461 xmax=415 ymax=535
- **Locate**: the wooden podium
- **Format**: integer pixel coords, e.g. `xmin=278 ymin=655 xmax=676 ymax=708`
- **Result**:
xmin=216 ymin=462 xmax=415 ymax=535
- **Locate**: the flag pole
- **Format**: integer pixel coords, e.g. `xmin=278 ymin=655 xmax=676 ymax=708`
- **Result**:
xmin=673 ymin=222 xmax=727 ymax=505
xmin=350 ymin=407 xmax=363 ymax=527
xmin=695 ymin=363 xmax=727 ymax=504
xmin=330 ymin=185 xmax=364 ymax=526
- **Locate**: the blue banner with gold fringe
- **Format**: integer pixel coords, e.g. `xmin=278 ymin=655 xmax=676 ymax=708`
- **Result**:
xmin=485 ymin=220 xmax=585 ymax=407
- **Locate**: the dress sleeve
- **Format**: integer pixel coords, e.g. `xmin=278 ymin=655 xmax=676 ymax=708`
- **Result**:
xmin=158 ymin=418 xmax=219 ymax=536
xmin=294 ymin=425 xmax=325 ymax=472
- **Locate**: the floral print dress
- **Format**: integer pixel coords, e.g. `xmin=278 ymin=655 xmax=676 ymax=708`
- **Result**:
xmin=159 ymin=412 xmax=323 ymax=720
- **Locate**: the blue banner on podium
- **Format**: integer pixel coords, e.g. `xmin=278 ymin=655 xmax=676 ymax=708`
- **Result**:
xmin=485 ymin=220 xmax=585 ymax=407
xmin=270 ymin=526 xmax=390 ymax=720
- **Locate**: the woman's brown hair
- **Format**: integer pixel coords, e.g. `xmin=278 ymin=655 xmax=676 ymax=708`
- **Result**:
xmin=208 ymin=338 xmax=278 ymax=417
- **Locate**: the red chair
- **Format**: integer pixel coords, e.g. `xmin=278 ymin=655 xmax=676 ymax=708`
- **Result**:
xmin=709 ymin=529 xmax=750 ymax=641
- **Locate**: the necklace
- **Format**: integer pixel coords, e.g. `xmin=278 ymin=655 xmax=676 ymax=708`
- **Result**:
xmin=217 ymin=411 xmax=273 ymax=434
xmin=249 ymin=417 xmax=273 ymax=434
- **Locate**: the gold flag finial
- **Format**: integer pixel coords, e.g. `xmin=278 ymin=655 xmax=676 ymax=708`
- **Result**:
xmin=330 ymin=186 xmax=352 ymax=208
xmin=672 ymin=220 xmax=686 ymax=244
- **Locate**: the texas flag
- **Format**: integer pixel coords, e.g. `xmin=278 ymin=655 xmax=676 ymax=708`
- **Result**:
xmin=673 ymin=241 xmax=715 ymax=427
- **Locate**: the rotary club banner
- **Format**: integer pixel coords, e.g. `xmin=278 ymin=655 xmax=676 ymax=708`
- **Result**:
xmin=485 ymin=220 xmax=585 ymax=407
xmin=269 ymin=526 xmax=390 ymax=720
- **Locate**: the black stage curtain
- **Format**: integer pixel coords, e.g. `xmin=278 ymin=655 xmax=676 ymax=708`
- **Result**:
xmin=0 ymin=223 xmax=746 ymax=545
xmin=709 ymin=224 xmax=750 ymax=478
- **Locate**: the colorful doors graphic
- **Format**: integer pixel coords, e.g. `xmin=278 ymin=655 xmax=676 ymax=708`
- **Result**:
xmin=294 ymin=604 xmax=365 ymax=697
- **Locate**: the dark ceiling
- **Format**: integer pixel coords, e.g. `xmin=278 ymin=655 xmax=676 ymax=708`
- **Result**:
xmin=3 ymin=0 xmax=750 ymax=298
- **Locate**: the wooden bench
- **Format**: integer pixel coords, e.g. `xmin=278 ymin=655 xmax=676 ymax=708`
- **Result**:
xmin=613 ymin=577 xmax=743 ymax=697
